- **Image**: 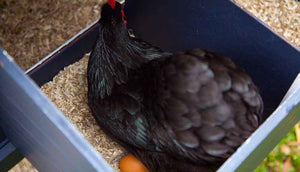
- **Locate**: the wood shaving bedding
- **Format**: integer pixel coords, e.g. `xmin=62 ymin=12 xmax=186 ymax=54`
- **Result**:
xmin=8 ymin=159 xmax=38 ymax=172
xmin=40 ymin=54 xmax=125 ymax=171
xmin=233 ymin=0 xmax=300 ymax=47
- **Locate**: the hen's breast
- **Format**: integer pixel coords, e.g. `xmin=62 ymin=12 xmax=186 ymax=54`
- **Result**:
xmin=152 ymin=49 xmax=263 ymax=164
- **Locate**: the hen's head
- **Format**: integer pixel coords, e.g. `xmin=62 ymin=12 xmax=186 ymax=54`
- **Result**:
xmin=101 ymin=0 xmax=126 ymax=25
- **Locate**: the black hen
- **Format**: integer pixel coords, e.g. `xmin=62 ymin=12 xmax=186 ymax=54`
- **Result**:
xmin=88 ymin=1 xmax=263 ymax=171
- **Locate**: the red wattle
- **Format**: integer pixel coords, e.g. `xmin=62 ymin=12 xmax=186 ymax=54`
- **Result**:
xmin=108 ymin=0 xmax=116 ymax=9
xmin=121 ymin=8 xmax=127 ymax=24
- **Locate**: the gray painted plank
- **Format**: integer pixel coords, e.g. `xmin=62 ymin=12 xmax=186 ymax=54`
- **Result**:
xmin=0 ymin=47 xmax=113 ymax=171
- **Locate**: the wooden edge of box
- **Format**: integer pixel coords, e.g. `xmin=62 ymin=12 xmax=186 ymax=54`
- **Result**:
xmin=0 ymin=47 xmax=113 ymax=171
xmin=25 ymin=19 xmax=99 ymax=76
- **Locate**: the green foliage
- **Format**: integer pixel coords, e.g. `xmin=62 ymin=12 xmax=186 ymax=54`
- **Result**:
xmin=255 ymin=163 xmax=268 ymax=172
xmin=291 ymin=154 xmax=300 ymax=169
xmin=255 ymin=122 xmax=300 ymax=171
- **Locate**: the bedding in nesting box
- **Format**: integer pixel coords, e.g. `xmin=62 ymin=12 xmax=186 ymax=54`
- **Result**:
xmin=40 ymin=54 xmax=126 ymax=171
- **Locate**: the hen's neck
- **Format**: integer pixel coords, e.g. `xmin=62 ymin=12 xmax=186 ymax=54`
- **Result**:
xmin=101 ymin=21 xmax=129 ymax=48
xmin=88 ymin=22 xmax=140 ymax=98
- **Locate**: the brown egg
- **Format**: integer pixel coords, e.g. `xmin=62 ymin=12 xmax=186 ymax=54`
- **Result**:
xmin=119 ymin=154 xmax=149 ymax=172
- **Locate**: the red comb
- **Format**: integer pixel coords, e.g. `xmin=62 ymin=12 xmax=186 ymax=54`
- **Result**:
xmin=108 ymin=0 xmax=116 ymax=9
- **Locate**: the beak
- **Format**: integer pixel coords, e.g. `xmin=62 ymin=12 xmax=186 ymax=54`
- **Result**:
xmin=119 ymin=0 xmax=125 ymax=4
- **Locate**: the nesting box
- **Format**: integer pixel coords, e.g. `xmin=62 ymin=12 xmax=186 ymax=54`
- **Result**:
xmin=0 ymin=0 xmax=299 ymax=171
